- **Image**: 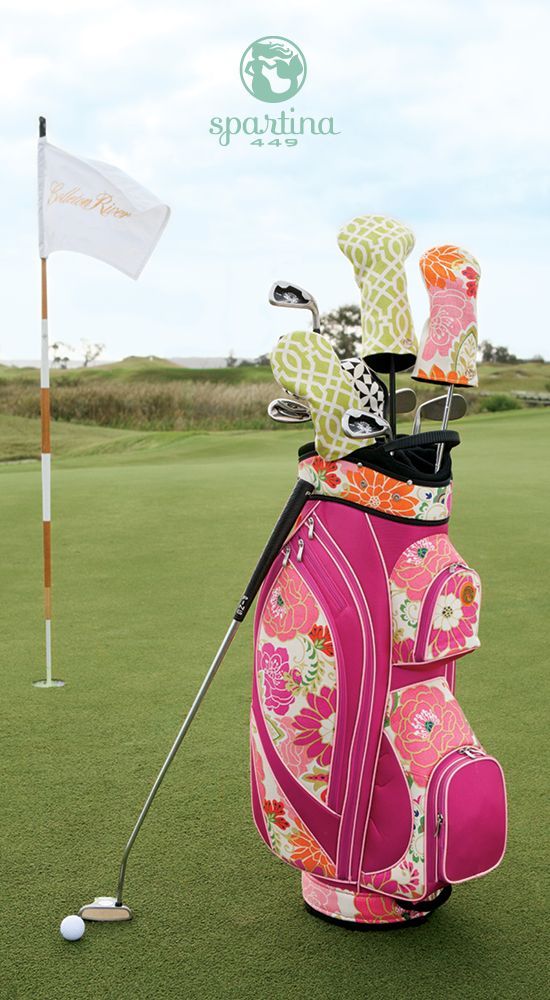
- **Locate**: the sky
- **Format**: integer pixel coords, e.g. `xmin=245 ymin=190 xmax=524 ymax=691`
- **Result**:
xmin=1 ymin=0 xmax=549 ymax=362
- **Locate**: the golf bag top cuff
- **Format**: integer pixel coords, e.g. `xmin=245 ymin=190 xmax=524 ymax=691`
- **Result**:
xmin=298 ymin=455 xmax=452 ymax=522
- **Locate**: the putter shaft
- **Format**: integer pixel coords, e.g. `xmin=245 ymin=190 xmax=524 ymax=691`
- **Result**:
xmin=116 ymin=619 xmax=240 ymax=904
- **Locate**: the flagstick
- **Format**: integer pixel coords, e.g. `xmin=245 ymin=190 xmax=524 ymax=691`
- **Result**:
xmin=34 ymin=118 xmax=64 ymax=689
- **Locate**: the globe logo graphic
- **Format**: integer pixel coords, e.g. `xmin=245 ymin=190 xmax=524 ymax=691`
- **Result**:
xmin=240 ymin=36 xmax=307 ymax=103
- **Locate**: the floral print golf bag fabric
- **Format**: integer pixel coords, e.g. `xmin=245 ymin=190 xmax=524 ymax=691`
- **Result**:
xmin=250 ymin=445 xmax=507 ymax=926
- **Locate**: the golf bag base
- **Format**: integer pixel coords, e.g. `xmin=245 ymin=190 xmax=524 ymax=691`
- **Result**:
xmin=251 ymin=436 xmax=507 ymax=929
xmin=302 ymin=874 xmax=438 ymax=928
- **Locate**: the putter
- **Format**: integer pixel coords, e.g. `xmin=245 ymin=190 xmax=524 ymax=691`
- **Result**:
xmin=269 ymin=281 xmax=320 ymax=332
xmin=342 ymin=409 xmax=391 ymax=439
xmin=412 ymin=392 xmax=467 ymax=435
xmin=78 ymin=478 xmax=313 ymax=923
xmin=267 ymin=398 xmax=311 ymax=423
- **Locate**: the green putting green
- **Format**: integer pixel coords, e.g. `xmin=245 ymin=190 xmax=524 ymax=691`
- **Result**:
xmin=1 ymin=409 xmax=547 ymax=999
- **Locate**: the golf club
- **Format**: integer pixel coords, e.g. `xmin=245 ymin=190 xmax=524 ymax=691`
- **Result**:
xmin=342 ymin=409 xmax=391 ymax=439
xmin=267 ymin=398 xmax=311 ymax=423
xmin=78 ymin=477 xmax=313 ymax=923
xmin=395 ymin=387 xmax=417 ymax=416
xmin=268 ymin=386 xmax=415 ymax=431
xmin=434 ymin=385 xmax=459 ymax=473
xmin=269 ymin=281 xmax=320 ymax=332
xmin=412 ymin=392 xmax=467 ymax=435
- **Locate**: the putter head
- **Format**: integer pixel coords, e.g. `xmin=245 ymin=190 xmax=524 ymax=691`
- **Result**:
xmin=267 ymin=397 xmax=311 ymax=423
xmin=269 ymin=281 xmax=320 ymax=330
xmin=395 ymin=387 xmax=417 ymax=414
xmin=79 ymin=896 xmax=133 ymax=922
xmin=342 ymin=409 xmax=391 ymax=440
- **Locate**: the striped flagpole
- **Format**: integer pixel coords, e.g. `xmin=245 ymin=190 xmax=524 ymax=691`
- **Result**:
xmin=34 ymin=117 xmax=64 ymax=689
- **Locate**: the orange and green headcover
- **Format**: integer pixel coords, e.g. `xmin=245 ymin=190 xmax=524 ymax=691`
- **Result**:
xmin=412 ymin=246 xmax=480 ymax=387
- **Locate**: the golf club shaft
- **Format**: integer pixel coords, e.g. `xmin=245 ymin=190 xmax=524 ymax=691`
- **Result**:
xmin=116 ymin=619 xmax=239 ymax=904
xmin=115 ymin=477 xmax=312 ymax=906
xmin=434 ymin=385 xmax=454 ymax=473
xmin=389 ymin=359 xmax=396 ymax=438
xmin=312 ymin=308 xmax=320 ymax=333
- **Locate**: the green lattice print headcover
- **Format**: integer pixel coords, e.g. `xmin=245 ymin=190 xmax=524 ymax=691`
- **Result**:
xmin=271 ymin=330 xmax=376 ymax=460
xmin=337 ymin=214 xmax=418 ymax=373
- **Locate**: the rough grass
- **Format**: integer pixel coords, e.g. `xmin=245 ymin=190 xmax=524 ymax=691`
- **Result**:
xmin=1 ymin=409 xmax=548 ymax=999
xmin=1 ymin=358 xmax=548 ymax=434
xmin=0 ymin=379 xmax=281 ymax=431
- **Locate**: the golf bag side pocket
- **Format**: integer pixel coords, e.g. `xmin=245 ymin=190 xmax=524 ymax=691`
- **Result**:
xmin=390 ymin=533 xmax=481 ymax=666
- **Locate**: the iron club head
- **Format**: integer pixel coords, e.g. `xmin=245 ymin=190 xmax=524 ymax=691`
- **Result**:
xmin=395 ymin=387 xmax=417 ymax=414
xmin=342 ymin=409 xmax=391 ymax=440
xmin=269 ymin=281 xmax=320 ymax=331
xmin=267 ymin=398 xmax=311 ymax=423
xmin=78 ymin=896 xmax=133 ymax=922
xmin=412 ymin=393 xmax=467 ymax=435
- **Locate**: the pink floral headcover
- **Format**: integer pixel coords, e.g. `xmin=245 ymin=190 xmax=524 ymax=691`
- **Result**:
xmin=413 ymin=245 xmax=480 ymax=387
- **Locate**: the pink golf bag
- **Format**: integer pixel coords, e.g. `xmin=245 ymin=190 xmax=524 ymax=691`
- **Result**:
xmin=250 ymin=434 xmax=507 ymax=927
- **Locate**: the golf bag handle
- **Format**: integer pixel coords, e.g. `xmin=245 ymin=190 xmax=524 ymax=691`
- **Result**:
xmin=381 ymin=430 xmax=460 ymax=454
xmin=394 ymin=884 xmax=452 ymax=914
xmin=233 ymin=478 xmax=313 ymax=623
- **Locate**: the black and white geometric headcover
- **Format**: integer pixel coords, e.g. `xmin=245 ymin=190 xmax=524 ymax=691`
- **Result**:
xmin=341 ymin=357 xmax=387 ymax=418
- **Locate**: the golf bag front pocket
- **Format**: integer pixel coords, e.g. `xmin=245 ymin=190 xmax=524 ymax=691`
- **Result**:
xmin=361 ymin=677 xmax=506 ymax=901
xmin=424 ymin=749 xmax=507 ymax=890
xmin=390 ymin=533 xmax=481 ymax=666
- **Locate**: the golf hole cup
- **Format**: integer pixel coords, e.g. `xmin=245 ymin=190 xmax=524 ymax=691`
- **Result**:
xmin=60 ymin=914 xmax=85 ymax=941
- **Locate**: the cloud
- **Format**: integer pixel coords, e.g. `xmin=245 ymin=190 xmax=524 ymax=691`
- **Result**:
xmin=0 ymin=0 xmax=548 ymax=361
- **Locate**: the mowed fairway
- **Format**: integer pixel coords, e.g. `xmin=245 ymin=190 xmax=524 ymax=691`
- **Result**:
xmin=1 ymin=409 xmax=548 ymax=1000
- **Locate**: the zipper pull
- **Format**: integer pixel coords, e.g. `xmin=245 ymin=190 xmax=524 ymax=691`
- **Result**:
xmin=296 ymin=538 xmax=305 ymax=562
xmin=282 ymin=545 xmax=291 ymax=567
xmin=434 ymin=812 xmax=444 ymax=837
xmin=307 ymin=516 xmax=315 ymax=539
xmin=458 ymin=745 xmax=485 ymax=759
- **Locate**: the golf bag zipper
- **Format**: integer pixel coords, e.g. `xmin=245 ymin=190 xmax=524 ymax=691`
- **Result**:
xmin=414 ymin=561 xmax=467 ymax=660
xmin=290 ymin=537 xmax=348 ymax=613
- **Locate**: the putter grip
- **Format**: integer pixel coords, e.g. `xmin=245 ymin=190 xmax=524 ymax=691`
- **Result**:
xmin=233 ymin=478 xmax=312 ymax=623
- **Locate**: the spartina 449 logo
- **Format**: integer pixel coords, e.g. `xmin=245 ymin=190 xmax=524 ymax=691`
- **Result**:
xmin=239 ymin=36 xmax=306 ymax=103
xmin=209 ymin=36 xmax=339 ymax=148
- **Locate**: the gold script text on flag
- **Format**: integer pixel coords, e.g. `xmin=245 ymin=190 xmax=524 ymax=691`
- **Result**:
xmin=38 ymin=139 xmax=170 ymax=279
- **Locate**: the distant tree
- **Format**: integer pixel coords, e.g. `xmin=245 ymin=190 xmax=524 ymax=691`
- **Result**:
xmin=226 ymin=349 xmax=237 ymax=368
xmin=50 ymin=341 xmax=73 ymax=369
xmin=81 ymin=340 xmax=105 ymax=367
xmin=480 ymin=340 xmax=495 ymax=362
xmin=480 ymin=341 xmax=519 ymax=364
xmin=238 ymin=353 xmax=270 ymax=367
xmin=494 ymin=345 xmax=518 ymax=364
xmin=531 ymin=353 xmax=545 ymax=363
xmin=320 ymin=305 xmax=361 ymax=359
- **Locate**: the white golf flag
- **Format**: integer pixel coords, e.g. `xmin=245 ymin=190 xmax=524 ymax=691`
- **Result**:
xmin=38 ymin=138 xmax=170 ymax=279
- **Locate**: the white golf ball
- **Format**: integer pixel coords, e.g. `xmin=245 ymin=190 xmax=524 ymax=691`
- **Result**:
xmin=60 ymin=914 xmax=85 ymax=941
